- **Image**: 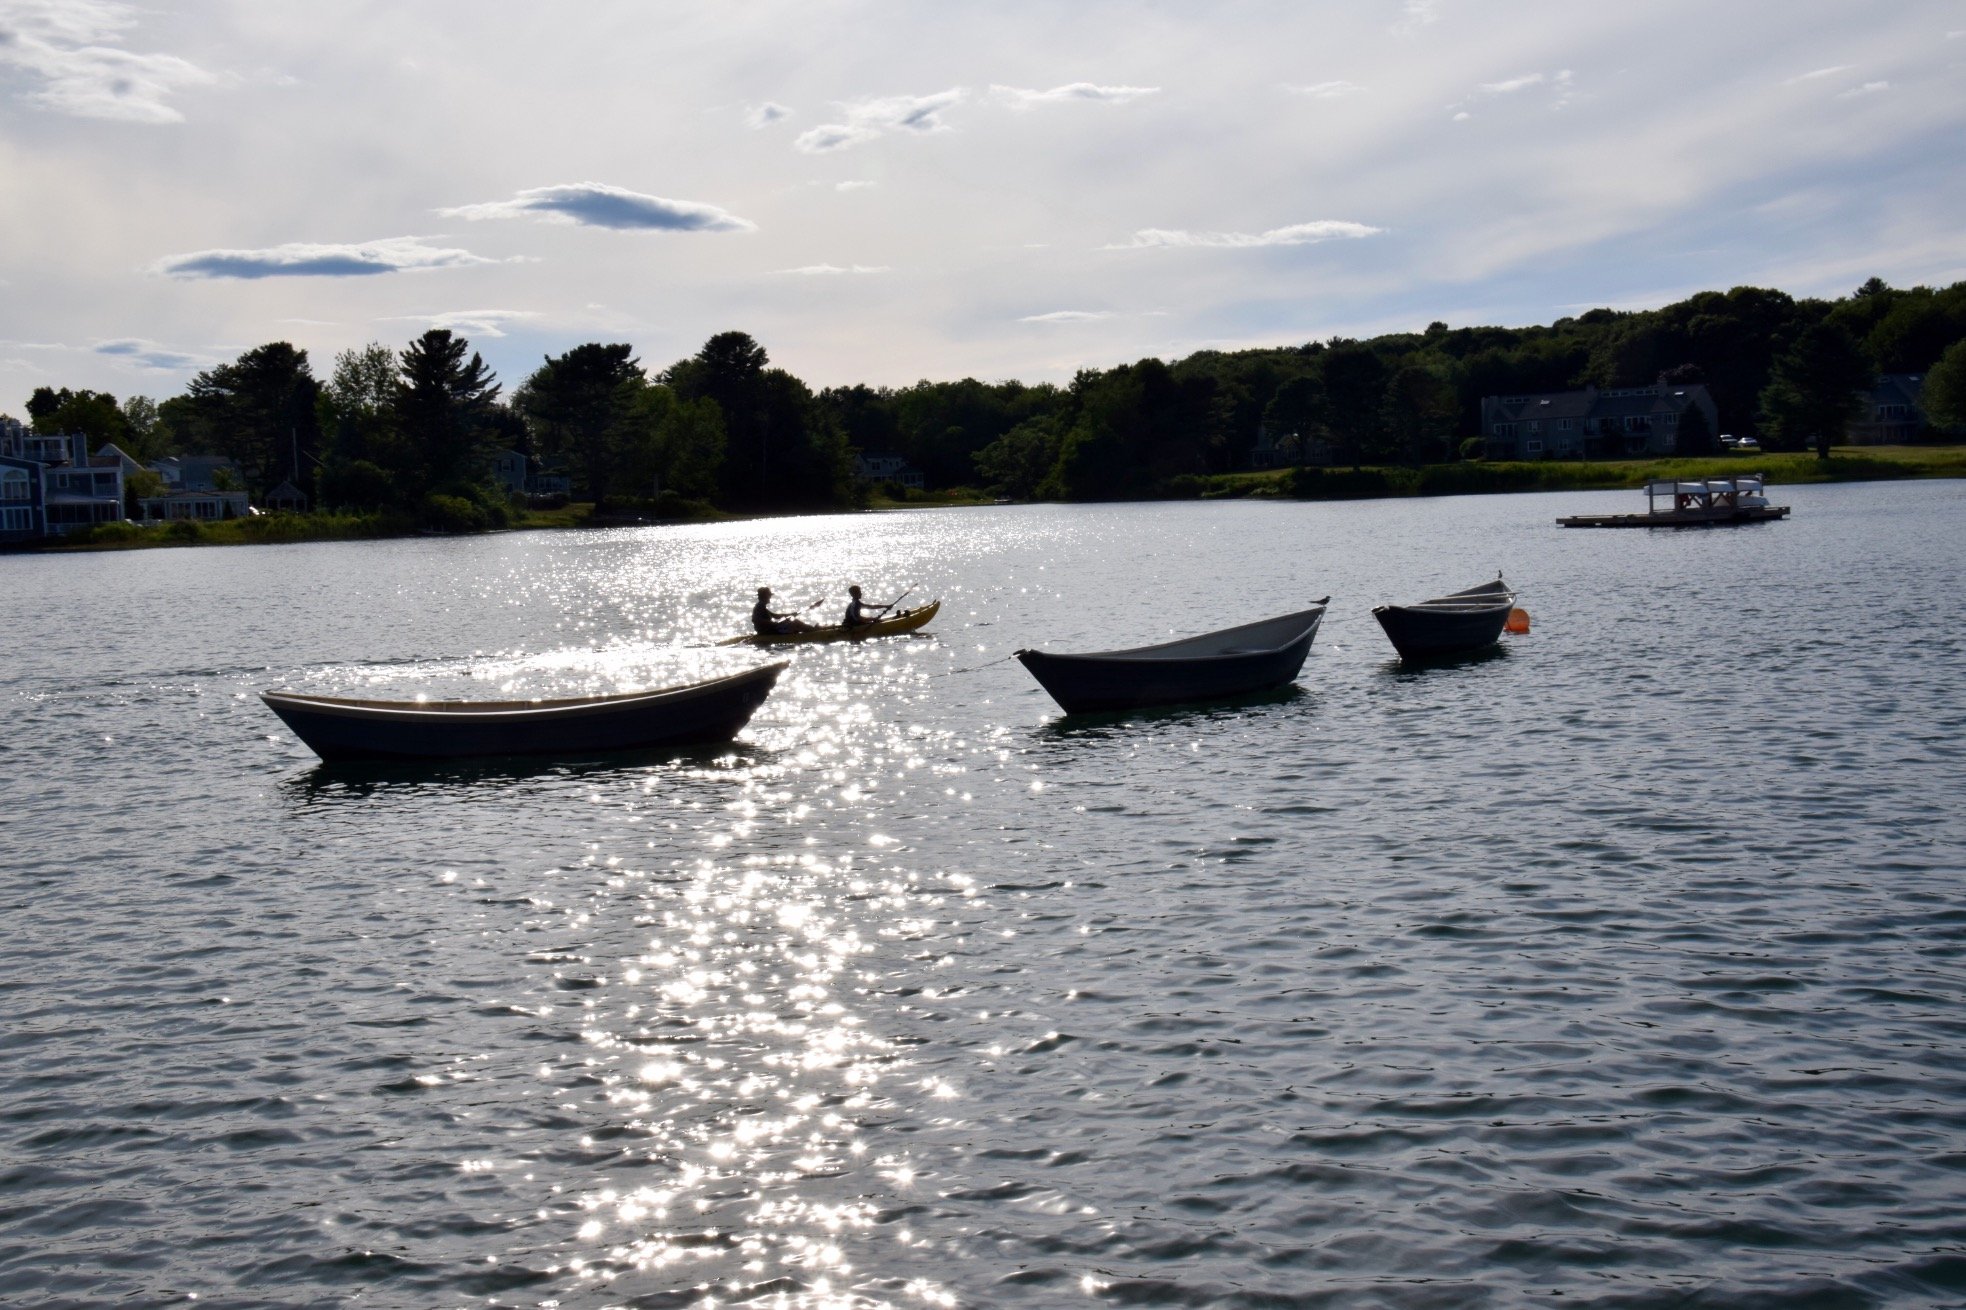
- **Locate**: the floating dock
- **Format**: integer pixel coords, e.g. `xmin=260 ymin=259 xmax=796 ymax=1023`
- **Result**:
xmin=1558 ymin=475 xmax=1790 ymax=528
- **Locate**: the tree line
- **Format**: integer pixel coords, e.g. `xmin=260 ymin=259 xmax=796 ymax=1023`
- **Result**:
xmin=13 ymin=277 xmax=1966 ymax=521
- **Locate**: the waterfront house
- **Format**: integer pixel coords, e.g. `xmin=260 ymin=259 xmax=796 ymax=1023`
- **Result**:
xmin=138 ymin=487 xmax=251 ymax=522
xmin=43 ymin=454 xmax=125 ymax=534
xmin=0 ymin=417 xmax=43 ymax=542
xmin=0 ymin=453 xmax=45 ymax=543
xmin=1847 ymin=374 xmax=1927 ymax=445
xmin=1250 ymin=421 xmax=1333 ymax=469
xmin=1481 ymin=383 xmax=1720 ymax=459
xmin=0 ymin=422 xmax=125 ymax=536
xmin=492 ymin=449 xmax=529 ymax=495
xmin=140 ymin=454 xmax=250 ymax=521
xmin=490 ymin=448 xmax=571 ymax=498
xmin=854 ymin=452 xmax=925 ymax=490
xmin=95 ymin=442 xmax=147 ymax=481
xmin=265 ymin=480 xmax=309 ymax=513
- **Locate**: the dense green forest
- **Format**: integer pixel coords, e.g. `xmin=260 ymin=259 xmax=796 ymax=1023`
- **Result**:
xmin=13 ymin=277 xmax=1966 ymax=526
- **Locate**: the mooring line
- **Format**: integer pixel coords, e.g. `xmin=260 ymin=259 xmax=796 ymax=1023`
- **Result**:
xmin=939 ymin=652 xmax=1021 ymax=676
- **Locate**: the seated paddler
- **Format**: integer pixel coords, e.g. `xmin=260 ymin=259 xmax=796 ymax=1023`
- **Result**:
xmin=842 ymin=584 xmax=896 ymax=630
xmin=752 ymin=587 xmax=812 ymax=635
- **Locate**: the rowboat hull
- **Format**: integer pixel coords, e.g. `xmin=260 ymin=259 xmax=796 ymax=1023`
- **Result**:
xmin=1016 ymin=606 xmax=1325 ymax=714
xmin=262 ymin=662 xmax=786 ymax=762
xmin=1372 ymin=579 xmax=1514 ymax=661
xmin=721 ymin=600 xmax=940 ymax=647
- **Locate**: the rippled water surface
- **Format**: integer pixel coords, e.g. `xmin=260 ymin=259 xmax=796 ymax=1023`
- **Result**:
xmin=5 ymin=483 xmax=1966 ymax=1308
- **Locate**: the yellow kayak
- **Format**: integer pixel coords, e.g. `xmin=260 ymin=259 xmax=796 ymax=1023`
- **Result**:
xmin=718 ymin=599 xmax=941 ymax=647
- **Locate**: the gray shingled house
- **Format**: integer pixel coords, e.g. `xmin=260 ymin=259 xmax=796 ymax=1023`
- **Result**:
xmin=1481 ymin=383 xmax=1720 ymax=459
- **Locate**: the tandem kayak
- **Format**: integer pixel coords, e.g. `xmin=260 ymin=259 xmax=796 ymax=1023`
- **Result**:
xmin=719 ymin=599 xmax=941 ymax=647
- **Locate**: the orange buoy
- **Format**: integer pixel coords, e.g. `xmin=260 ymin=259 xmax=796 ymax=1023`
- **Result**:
xmin=1505 ymin=608 xmax=1531 ymax=634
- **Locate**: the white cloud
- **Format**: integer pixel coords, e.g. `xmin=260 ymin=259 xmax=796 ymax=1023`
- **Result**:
xmin=1786 ymin=65 xmax=1854 ymax=84
xmin=776 ymin=264 xmax=890 ymax=276
xmin=1106 ymin=221 xmax=1384 ymax=250
xmin=795 ymin=88 xmax=965 ymax=153
xmin=1457 ymin=68 xmax=1575 ymax=115
xmin=92 ymin=337 xmax=209 ymax=370
xmin=0 ymin=0 xmax=213 ymax=123
xmin=1285 ymin=81 xmax=1365 ymax=99
xmin=796 ymin=123 xmax=880 ymax=153
xmin=1479 ymin=72 xmax=1545 ymax=95
xmin=990 ymin=82 xmax=1159 ymax=109
xmin=835 ymin=180 xmax=877 ymax=192
xmin=1394 ymin=0 xmax=1444 ymax=34
xmin=440 ymin=182 xmax=755 ymax=232
xmin=1836 ymin=81 xmax=1890 ymax=100
xmin=746 ymin=100 xmax=791 ymax=128
xmin=153 ymin=237 xmax=495 ymax=279
xmin=1020 ymin=310 xmax=1117 ymax=323
xmin=384 ymin=309 xmax=538 ymax=338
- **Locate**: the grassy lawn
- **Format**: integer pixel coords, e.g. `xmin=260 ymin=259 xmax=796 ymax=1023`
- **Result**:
xmin=864 ymin=486 xmax=998 ymax=509
xmin=1200 ymin=444 xmax=1966 ymax=501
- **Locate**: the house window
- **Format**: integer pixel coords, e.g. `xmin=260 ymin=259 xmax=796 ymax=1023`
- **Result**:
xmin=0 ymin=506 xmax=32 ymax=533
xmin=1661 ymin=412 xmax=1678 ymax=426
xmin=0 ymin=469 xmax=29 ymax=502
xmin=1492 ymin=422 xmax=1517 ymax=437
xmin=1525 ymin=439 xmax=1544 ymax=454
xmin=1558 ymin=419 xmax=1572 ymax=431
xmin=1526 ymin=420 xmax=1542 ymax=434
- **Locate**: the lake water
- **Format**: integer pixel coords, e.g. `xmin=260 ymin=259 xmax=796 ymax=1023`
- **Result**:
xmin=4 ymin=481 xmax=1965 ymax=1309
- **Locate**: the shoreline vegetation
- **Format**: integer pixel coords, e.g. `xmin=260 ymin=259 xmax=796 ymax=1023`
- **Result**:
xmin=11 ymin=276 xmax=1966 ymax=553
xmin=33 ymin=444 xmax=1964 ymax=551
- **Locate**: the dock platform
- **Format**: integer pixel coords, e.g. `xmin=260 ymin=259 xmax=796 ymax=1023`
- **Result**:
xmin=1558 ymin=475 xmax=1790 ymax=529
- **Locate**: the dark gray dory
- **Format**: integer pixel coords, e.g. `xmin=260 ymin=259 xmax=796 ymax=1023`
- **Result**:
xmin=1372 ymin=577 xmax=1517 ymax=661
xmin=261 ymin=662 xmax=787 ymax=762
xmin=1015 ymin=602 xmax=1327 ymax=714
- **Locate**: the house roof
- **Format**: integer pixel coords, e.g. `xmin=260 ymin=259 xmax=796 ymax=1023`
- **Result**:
xmin=1486 ymin=384 xmax=1713 ymax=423
xmin=1872 ymin=374 xmax=1924 ymax=405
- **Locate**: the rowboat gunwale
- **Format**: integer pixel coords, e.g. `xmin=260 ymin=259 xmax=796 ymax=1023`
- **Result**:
xmin=260 ymin=661 xmax=788 ymax=761
xmin=1014 ymin=601 xmax=1328 ymax=714
xmin=1371 ymin=578 xmax=1516 ymax=661
xmin=261 ymin=662 xmax=788 ymax=721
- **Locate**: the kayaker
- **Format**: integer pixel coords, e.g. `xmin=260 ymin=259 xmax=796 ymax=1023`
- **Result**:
xmin=753 ymin=587 xmax=813 ymax=636
xmin=842 ymin=585 xmax=896 ymax=630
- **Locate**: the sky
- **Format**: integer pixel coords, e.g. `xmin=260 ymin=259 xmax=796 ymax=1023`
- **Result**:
xmin=2 ymin=0 xmax=1963 ymax=412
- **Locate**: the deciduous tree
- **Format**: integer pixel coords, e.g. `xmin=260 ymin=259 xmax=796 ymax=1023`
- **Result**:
xmin=1759 ymin=322 xmax=1872 ymax=458
xmin=26 ymin=387 xmax=130 ymax=450
xmin=1921 ymin=339 xmax=1966 ymax=433
xmin=178 ymin=344 xmax=322 ymax=492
